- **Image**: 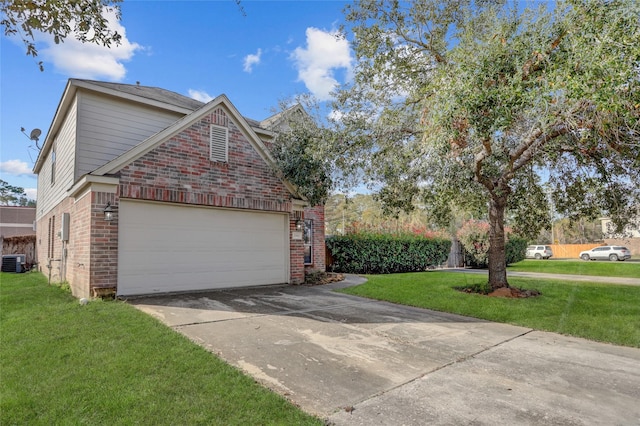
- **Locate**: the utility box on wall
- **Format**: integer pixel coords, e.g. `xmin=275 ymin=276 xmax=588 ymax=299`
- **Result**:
xmin=61 ymin=213 xmax=70 ymax=242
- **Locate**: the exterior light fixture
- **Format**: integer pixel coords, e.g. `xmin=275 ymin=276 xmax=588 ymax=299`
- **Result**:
xmin=295 ymin=219 xmax=303 ymax=231
xmin=104 ymin=201 xmax=114 ymax=221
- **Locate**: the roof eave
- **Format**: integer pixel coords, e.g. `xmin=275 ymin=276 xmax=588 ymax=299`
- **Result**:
xmin=33 ymin=79 xmax=195 ymax=174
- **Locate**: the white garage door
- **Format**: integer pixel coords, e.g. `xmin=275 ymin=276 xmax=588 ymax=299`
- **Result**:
xmin=117 ymin=200 xmax=289 ymax=296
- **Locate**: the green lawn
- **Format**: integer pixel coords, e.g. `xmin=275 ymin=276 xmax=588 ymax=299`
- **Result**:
xmin=338 ymin=271 xmax=640 ymax=348
xmin=508 ymin=259 xmax=640 ymax=278
xmin=1 ymin=272 xmax=322 ymax=426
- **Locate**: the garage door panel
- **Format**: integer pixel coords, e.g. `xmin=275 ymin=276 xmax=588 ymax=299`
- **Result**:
xmin=118 ymin=201 xmax=288 ymax=295
xmin=120 ymin=253 xmax=285 ymax=275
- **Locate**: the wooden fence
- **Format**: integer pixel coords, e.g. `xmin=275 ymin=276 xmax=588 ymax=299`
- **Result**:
xmin=547 ymin=244 xmax=597 ymax=259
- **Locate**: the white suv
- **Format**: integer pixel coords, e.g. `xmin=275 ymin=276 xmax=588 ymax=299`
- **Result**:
xmin=579 ymin=246 xmax=631 ymax=261
xmin=525 ymin=245 xmax=553 ymax=260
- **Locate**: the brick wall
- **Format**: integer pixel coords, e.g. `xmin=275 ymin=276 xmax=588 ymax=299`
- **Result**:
xmin=36 ymin=197 xmax=72 ymax=290
xmin=290 ymin=218 xmax=305 ymax=284
xmin=89 ymin=191 xmax=119 ymax=291
xmin=68 ymin=193 xmax=91 ymax=298
xmin=35 ymin=190 xmax=120 ymax=298
xmin=118 ymin=109 xmax=293 ymax=213
xmin=304 ymin=205 xmax=326 ymax=274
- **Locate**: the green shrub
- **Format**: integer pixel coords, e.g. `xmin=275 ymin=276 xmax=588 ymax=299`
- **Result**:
xmin=505 ymin=236 xmax=527 ymax=265
xmin=326 ymin=233 xmax=451 ymax=274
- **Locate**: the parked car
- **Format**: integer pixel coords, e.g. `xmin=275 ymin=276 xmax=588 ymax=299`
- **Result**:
xmin=579 ymin=246 xmax=631 ymax=261
xmin=525 ymin=245 xmax=553 ymax=259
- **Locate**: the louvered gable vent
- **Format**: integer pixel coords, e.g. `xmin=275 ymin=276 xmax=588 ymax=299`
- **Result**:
xmin=209 ymin=124 xmax=228 ymax=162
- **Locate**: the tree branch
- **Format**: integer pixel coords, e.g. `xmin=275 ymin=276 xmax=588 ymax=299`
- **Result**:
xmin=390 ymin=14 xmax=446 ymax=64
xmin=509 ymin=124 xmax=569 ymax=176
xmin=522 ymin=30 xmax=567 ymax=80
xmin=474 ymin=139 xmax=494 ymax=191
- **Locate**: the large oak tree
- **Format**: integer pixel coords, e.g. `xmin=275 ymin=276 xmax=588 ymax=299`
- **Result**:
xmin=327 ymin=0 xmax=640 ymax=288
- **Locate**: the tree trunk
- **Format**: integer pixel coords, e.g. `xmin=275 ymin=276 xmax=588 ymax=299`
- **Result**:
xmin=488 ymin=195 xmax=509 ymax=289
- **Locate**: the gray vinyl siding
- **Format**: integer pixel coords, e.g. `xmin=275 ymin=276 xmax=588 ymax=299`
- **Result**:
xmin=75 ymin=91 xmax=183 ymax=178
xmin=36 ymin=99 xmax=78 ymax=220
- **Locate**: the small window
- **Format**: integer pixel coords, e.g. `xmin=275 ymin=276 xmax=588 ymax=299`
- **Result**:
xmin=210 ymin=124 xmax=228 ymax=162
xmin=51 ymin=143 xmax=56 ymax=184
xmin=48 ymin=216 xmax=55 ymax=259
xmin=303 ymin=219 xmax=313 ymax=265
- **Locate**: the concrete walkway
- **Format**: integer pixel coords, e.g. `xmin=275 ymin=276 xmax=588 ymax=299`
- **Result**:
xmin=131 ymin=276 xmax=640 ymax=425
xmin=447 ymin=268 xmax=640 ymax=286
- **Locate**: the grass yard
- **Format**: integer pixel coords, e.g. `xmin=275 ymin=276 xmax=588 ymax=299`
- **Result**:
xmin=338 ymin=272 xmax=640 ymax=348
xmin=508 ymin=259 xmax=640 ymax=278
xmin=0 ymin=272 xmax=322 ymax=425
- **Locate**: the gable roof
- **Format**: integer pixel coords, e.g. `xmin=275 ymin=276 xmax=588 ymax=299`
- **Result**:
xmin=91 ymin=94 xmax=301 ymax=197
xmin=74 ymin=80 xmax=205 ymax=111
xmin=34 ymin=79 xmax=275 ymax=173
xmin=260 ymin=104 xmax=308 ymax=130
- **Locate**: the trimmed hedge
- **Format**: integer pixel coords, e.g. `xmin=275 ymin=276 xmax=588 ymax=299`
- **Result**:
xmin=326 ymin=233 xmax=451 ymax=274
xmin=505 ymin=236 xmax=528 ymax=265
xmin=464 ymin=236 xmax=528 ymax=268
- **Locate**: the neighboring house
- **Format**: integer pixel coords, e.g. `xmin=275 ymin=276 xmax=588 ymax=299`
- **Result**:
xmin=1 ymin=206 xmax=36 ymax=266
xmin=33 ymin=79 xmax=325 ymax=298
xmin=600 ymin=217 xmax=640 ymax=238
xmin=0 ymin=206 xmax=35 ymax=238
xmin=600 ymin=216 xmax=640 ymax=256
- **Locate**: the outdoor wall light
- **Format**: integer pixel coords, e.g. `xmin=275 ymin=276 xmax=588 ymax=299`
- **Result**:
xmin=104 ymin=202 xmax=114 ymax=221
xmin=295 ymin=219 xmax=303 ymax=231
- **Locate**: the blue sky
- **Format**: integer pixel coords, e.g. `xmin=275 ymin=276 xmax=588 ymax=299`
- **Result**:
xmin=0 ymin=0 xmax=352 ymax=200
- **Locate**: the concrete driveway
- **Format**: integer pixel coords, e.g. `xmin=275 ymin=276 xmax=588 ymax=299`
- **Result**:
xmin=130 ymin=276 xmax=640 ymax=425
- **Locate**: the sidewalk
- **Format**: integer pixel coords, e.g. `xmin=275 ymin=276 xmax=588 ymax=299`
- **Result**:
xmin=447 ymin=268 xmax=640 ymax=286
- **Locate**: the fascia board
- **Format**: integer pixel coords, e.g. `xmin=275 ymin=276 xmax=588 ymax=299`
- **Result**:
xmin=71 ymin=79 xmax=194 ymax=115
xmin=293 ymin=199 xmax=309 ymax=210
xmin=253 ymin=126 xmax=276 ymax=138
xmin=68 ymin=174 xmax=119 ymax=199
xmin=33 ymin=80 xmax=75 ymax=174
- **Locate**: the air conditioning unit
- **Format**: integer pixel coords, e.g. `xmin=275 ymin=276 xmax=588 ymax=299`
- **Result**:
xmin=2 ymin=254 xmax=26 ymax=273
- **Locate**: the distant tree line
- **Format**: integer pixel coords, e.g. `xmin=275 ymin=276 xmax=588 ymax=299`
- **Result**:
xmin=0 ymin=179 xmax=35 ymax=207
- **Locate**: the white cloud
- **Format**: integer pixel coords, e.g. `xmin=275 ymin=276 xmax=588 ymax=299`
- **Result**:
xmin=291 ymin=28 xmax=352 ymax=101
xmin=40 ymin=8 xmax=142 ymax=80
xmin=243 ymin=48 xmax=262 ymax=73
xmin=188 ymin=89 xmax=214 ymax=103
xmin=25 ymin=188 xmax=37 ymax=200
xmin=0 ymin=159 xmax=34 ymax=177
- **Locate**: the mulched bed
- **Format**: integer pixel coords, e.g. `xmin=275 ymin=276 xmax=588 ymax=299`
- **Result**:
xmin=457 ymin=284 xmax=541 ymax=298
xmin=303 ymin=272 xmax=345 ymax=286
xmin=486 ymin=287 xmax=541 ymax=298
